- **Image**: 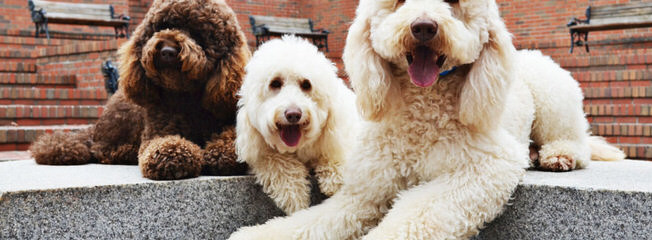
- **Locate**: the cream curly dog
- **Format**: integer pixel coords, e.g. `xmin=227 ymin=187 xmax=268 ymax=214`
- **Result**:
xmin=230 ymin=0 xmax=624 ymax=239
xmin=236 ymin=36 xmax=358 ymax=214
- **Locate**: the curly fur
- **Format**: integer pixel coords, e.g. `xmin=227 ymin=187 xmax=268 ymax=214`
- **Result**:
xmin=236 ymin=36 xmax=358 ymax=214
xmin=30 ymin=0 xmax=250 ymax=180
xmin=230 ymin=0 xmax=625 ymax=239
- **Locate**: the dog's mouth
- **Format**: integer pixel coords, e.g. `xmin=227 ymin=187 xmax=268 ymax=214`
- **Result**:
xmin=406 ymin=46 xmax=446 ymax=88
xmin=277 ymin=123 xmax=306 ymax=147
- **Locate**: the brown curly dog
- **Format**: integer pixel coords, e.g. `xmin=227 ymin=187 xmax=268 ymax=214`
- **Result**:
xmin=30 ymin=0 xmax=250 ymax=180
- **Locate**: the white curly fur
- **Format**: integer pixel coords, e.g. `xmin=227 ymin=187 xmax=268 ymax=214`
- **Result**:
xmin=235 ymin=36 xmax=359 ymax=214
xmin=230 ymin=0 xmax=625 ymax=239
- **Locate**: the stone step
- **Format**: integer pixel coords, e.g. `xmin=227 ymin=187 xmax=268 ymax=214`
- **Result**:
xmin=1 ymin=160 xmax=650 ymax=239
xmin=0 ymin=62 xmax=36 ymax=73
xmin=476 ymin=160 xmax=652 ymax=239
xmin=0 ymin=105 xmax=103 ymax=126
xmin=0 ymin=124 xmax=92 ymax=151
xmin=0 ymin=73 xmax=76 ymax=88
xmin=0 ymin=88 xmax=107 ymax=105
xmin=0 ymin=160 xmax=282 ymax=239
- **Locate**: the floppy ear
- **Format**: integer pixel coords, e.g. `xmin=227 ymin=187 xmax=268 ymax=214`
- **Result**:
xmin=202 ymin=37 xmax=251 ymax=121
xmin=343 ymin=10 xmax=395 ymax=122
xmin=458 ymin=11 xmax=516 ymax=133
xmin=118 ymin=38 xmax=161 ymax=107
xmin=235 ymin=105 xmax=264 ymax=165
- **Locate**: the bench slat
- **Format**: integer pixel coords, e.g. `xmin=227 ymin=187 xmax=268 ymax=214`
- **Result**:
xmin=32 ymin=0 xmax=112 ymax=11
xmin=589 ymin=15 xmax=652 ymax=26
xmin=591 ymin=6 xmax=652 ymax=19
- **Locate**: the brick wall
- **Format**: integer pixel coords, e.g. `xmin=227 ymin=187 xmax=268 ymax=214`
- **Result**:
xmin=496 ymin=0 xmax=652 ymax=50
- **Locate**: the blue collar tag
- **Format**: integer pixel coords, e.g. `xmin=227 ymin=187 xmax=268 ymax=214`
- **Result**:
xmin=439 ymin=66 xmax=457 ymax=77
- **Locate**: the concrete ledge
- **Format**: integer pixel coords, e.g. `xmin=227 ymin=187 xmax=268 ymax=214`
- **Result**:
xmin=1 ymin=160 xmax=651 ymax=239
xmin=477 ymin=160 xmax=652 ymax=239
xmin=0 ymin=160 xmax=284 ymax=239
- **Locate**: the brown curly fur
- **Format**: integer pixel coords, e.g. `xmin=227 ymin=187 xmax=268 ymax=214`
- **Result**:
xmin=30 ymin=0 xmax=249 ymax=180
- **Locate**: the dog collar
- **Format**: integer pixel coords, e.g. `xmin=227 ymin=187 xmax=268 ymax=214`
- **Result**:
xmin=439 ymin=66 xmax=457 ymax=77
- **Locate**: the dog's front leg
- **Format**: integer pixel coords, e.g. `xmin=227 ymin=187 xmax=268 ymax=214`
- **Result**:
xmin=362 ymin=137 xmax=525 ymax=240
xmin=230 ymin=144 xmax=404 ymax=240
xmin=249 ymin=152 xmax=311 ymax=214
xmin=313 ymin=156 xmax=344 ymax=196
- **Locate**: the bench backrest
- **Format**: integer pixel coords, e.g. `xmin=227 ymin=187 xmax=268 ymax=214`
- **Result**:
xmin=589 ymin=3 xmax=652 ymax=26
xmin=250 ymin=15 xmax=314 ymax=34
xmin=30 ymin=0 xmax=116 ymax=22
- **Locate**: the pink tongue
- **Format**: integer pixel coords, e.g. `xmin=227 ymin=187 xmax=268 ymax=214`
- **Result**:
xmin=408 ymin=46 xmax=440 ymax=87
xmin=280 ymin=125 xmax=301 ymax=147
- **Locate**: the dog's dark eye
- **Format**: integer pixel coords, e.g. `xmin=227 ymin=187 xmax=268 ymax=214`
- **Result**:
xmin=444 ymin=0 xmax=459 ymax=4
xmin=270 ymin=77 xmax=283 ymax=90
xmin=300 ymin=79 xmax=312 ymax=91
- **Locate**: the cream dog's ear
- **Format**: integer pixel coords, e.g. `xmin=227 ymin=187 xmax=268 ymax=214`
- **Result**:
xmin=343 ymin=9 xmax=395 ymax=122
xmin=459 ymin=4 xmax=516 ymax=133
xmin=235 ymin=102 xmax=264 ymax=164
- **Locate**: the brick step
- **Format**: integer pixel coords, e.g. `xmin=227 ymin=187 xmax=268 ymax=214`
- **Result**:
xmin=0 ymin=73 xmax=76 ymax=88
xmin=0 ymin=35 xmax=80 ymax=49
xmin=0 ymin=88 xmax=107 ymax=105
xmin=590 ymin=123 xmax=652 ymax=138
xmin=0 ymin=63 xmax=36 ymax=73
xmin=544 ymin=44 xmax=652 ymax=58
xmin=36 ymin=39 xmax=124 ymax=59
xmin=0 ymin=105 xmax=103 ymax=126
xmin=554 ymin=53 xmax=652 ymax=71
xmin=572 ymin=69 xmax=652 ymax=83
xmin=582 ymin=86 xmax=652 ymax=99
xmin=515 ymin=35 xmax=652 ymax=57
xmin=0 ymin=48 xmax=36 ymax=59
xmin=616 ymin=144 xmax=652 ymax=160
xmin=584 ymin=104 xmax=652 ymax=118
xmin=0 ymin=124 xmax=91 ymax=151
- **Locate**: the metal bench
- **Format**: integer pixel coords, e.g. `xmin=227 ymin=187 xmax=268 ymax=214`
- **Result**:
xmin=28 ymin=0 xmax=130 ymax=40
xmin=567 ymin=3 xmax=652 ymax=53
xmin=249 ymin=15 xmax=329 ymax=52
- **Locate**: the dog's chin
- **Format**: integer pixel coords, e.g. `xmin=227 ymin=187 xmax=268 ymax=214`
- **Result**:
xmin=405 ymin=45 xmax=446 ymax=88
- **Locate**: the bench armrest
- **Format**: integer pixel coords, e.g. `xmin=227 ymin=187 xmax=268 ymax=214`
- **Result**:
xmin=313 ymin=28 xmax=329 ymax=34
xmin=109 ymin=5 xmax=130 ymax=21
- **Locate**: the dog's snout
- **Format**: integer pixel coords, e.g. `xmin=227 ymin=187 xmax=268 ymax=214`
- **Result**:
xmin=284 ymin=107 xmax=302 ymax=124
xmin=159 ymin=46 xmax=178 ymax=65
xmin=410 ymin=19 xmax=438 ymax=42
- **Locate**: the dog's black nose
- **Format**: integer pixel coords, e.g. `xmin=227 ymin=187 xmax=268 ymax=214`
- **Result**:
xmin=284 ymin=107 xmax=302 ymax=124
xmin=159 ymin=46 xmax=178 ymax=65
xmin=410 ymin=19 xmax=438 ymax=42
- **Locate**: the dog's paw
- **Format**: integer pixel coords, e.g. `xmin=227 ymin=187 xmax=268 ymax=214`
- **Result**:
xmin=538 ymin=155 xmax=575 ymax=172
xmin=139 ymin=136 xmax=202 ymax=180
xmin=202 ymin=142 xmax=248 ymax=176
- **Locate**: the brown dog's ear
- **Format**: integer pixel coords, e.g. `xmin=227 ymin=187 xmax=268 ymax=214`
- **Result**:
xmin=118 ymin=38 xmax=161 ymax=107
xmin=343 ymin=9 xmax=397 ymax=122
xmin=202 ymin=36 xmax=251 ymax=121
xmin=459 ymin=5 xmax=516 ymax=133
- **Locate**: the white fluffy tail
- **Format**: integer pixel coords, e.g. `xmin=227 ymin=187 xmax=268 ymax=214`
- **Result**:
xmin=589 ymin=136 xmax=626 ymax=161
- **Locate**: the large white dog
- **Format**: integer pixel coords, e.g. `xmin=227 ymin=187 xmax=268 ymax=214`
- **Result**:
xmin=235 ymin=36 xmax=358 ymax=214
xmin=230 ymin=0 xmax=624 ymax=239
